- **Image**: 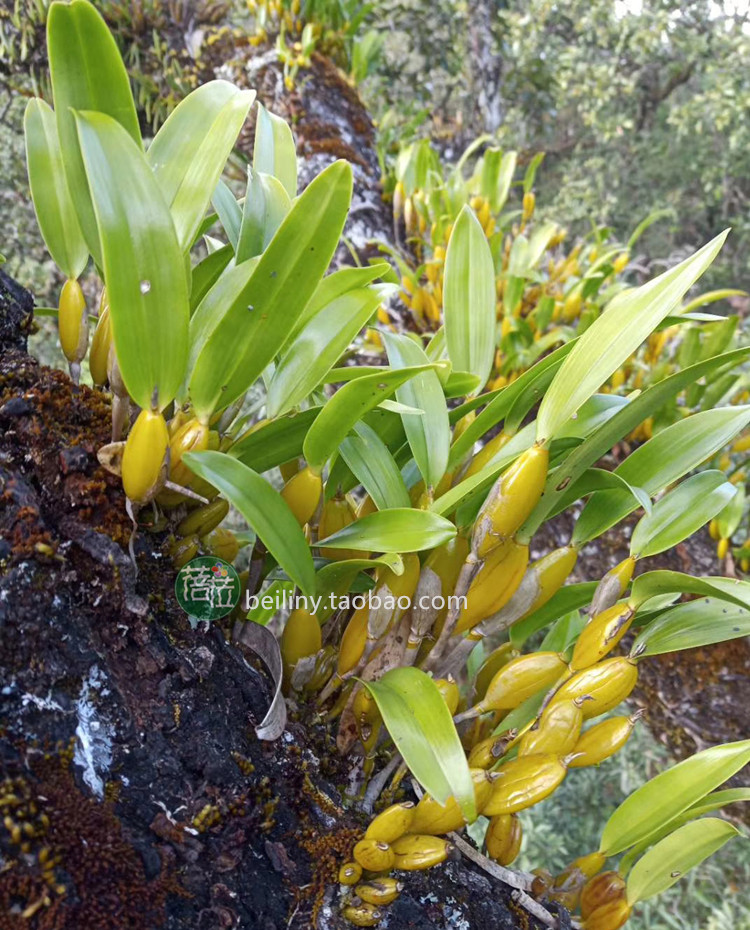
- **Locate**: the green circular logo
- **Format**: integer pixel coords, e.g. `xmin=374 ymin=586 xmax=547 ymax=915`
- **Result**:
xmin=175 ymin=556 xmax=241 ymax=622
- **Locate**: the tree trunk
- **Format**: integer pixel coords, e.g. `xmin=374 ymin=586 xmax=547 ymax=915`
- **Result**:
xmin=0 ymin=270 xmax=541 ymax=929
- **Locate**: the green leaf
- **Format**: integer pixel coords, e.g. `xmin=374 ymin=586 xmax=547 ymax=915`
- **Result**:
xmin=600 ymin=740 xmax=750 ymax=856
xmin=190 ymin=245 xmax=233 ymax=312
xmin=317 ymin=507 xmax=456 ymax=553
xmin=246 ymin=580 xmax=294 ymax=624
xmin=432 ymin=424 xmax=536 ymax=518
xmin=492 ymin=690 xmax=546 ymax=738
xmin=681 ymin=289 xmax=748 ymax=316
xmin=626 ymin=819 xmax=740 ymax=905
xmin=315 ymin=553 xmax=402 ymax=597
xmin=48 ymin=0 xmax=141 ymax=265
xmin=236 ymin=170 xmax=291 ymax=262
xmin=537 ymin=232 xmax=729 ymax=443
xmin=630 ymin=571 xmax=750 ymax=612
xmin=339 ymin=422 xmax=411 ymax=509
xmin=632 ymin=597 xmax=750 ymax=657
xmin=489 ymin=149 xmax=517 ymax=213
xmin=24 ymin=99 xmax=88 ymax=279
xmin=189 ymin=160 xmax=352 ymax=416
xmin=573 ymin=406 xmax=750 ymax=545
xmin=75 ymin=111 xmax=188 ymax=410
xmin=619 ymin=787 xmax=750 ymax=876
xmin=230 ymin=408 xmax=321 ymax=472
xmin=303 ymin=364 xmax=442 ymax=474
xmin=630 ymin=472 xmax=736 ymax=559
xmin=183 ymin=451 xmax=315 ymax=596
xmin=293 ymin=263 xmax=391 ymax=339
xmin=382 ymin=332 xmax=450 ymax=489
xmin=365 ymin=668 xmax=476 ymax=821
xmin=268 ymin=284 xmax=387 ymax=417
xmin=717 ymin=484 xmax=746 ymax=539
xmin=443 ymin=205 xmax=495 ymax=394
xmin=253 ymin=103 xmax=297 ymax=198
xmin=524 ymin=347 xmax=750 ymax=537
xmin=187 ymin=257 xmax=258 ymax=382
xmin=540 ymin=610 xmax=588 ymax=654
xmin=147 ymin=81 xmax=254 ymax=252
xmin=552 ymin=467 xmax=651 ymax=519
xmin=510 ymin=582 xmax=599 ymax=649
xmin=211 ymin=179 xmax=242 ymax=249
xmin=448 ymin=342 xmax=575 ymax=469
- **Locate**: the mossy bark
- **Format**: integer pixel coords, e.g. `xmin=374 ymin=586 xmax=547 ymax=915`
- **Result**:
xmin=0 ymin=271 xmax=539 ymax=929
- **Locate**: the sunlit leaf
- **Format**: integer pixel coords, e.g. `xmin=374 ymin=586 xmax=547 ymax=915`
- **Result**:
xmin=303 ymin=363 xmax=442 ymax=474
xmin=626 ymin=819 xmax=739 ymax=904
xmin=630 ymin=472 xmax=736 ymax=558
xmin=524 ymin=346 xmax=750 ymax=536
xmin=537 ymin=232 xmax=729 ymax=442
xmin=189 ymin=160 xmax=352 ymax=416
xmin=24 ymin=99 xmax=88 ymax=279
xmin=236 ymin=170 xmax=291 ymax=262
xmin=600 ymin=740 xmax=750 ymax=855
xmin=339 ymin=421 xmax=411 ymax=509
xmin=230 ymin=408 xmax=321 ymax=472
xmin=317 ymin=507 xmax=456 ymax=553
xmin=365 ymin=667 xmax=476 ymax=821
xmin=75 ymin=112 xmax=188 ymax=410
xmin=383 ymin=331 xmax=450 ymax=488
xmin=148 ymin=80 xmax=255 ymax=251
xmin=443 ymin=205 xmax=495 ymax=394
xmin=573 ymin=406 xmax=750 ymax=544
xmin=269 ymin=284 xmax=387 ymax=417
xmin=632 ymin=597 xmax=750 ymax=657
xmin=184 ymin=451 xmax=315 ymax=595
xmin=253 ymin=103 xmax=297 ymax=197
xmin=48 ymin=0 xmax=141 ymax=264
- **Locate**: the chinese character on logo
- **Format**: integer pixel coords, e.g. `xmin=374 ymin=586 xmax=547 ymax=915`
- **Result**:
xmin=175 ymin=557 xmax=241 ymax=623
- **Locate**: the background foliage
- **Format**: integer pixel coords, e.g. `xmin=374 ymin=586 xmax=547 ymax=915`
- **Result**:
xmin=362 ymin=0 xmax=750 ymax=290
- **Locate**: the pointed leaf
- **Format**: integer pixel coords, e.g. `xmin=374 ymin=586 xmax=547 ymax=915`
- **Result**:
xmin=236 ymin=170 xmax=291 ymax=262
xmin=525 ymin=347 xmax=750 ymax=536
xmin=303 ymin=364 xmax=442 ymax=474
xmin=24 ymin=99 xmax=88 ymax=278
xmin=48 ymin=0 xmax=141 ymax=265
xmin=75 ymin=111 xmax=188 ymax=410
xmin=365 ymin=667 xmax=476 ymax=821
xmin=211 ymin=179 xmax=242 ymax=249
xmin=537 ymin=232 xmax=729 ymax=442
xmin=190 ymin=160 xmax=352 ymax=416
xmin=573 ymin=406 xmax=750 ymax=545
xmin=147 ymin=80 xmax=255 ymax=252
xmin=230 ymin=407 xmax=321 ymax=472
xmin=630 ymin=472 xmax=736 ymax=559
xmin=443 ymin=205 xmax=495 ymax=394
xmin=633 ymin=597 xmax=750 ymax=657
xmin=292 ymin=263 xmax=391 ymax=340
xmin=630 ymin=571 xmax=750 ymax=612
xmin=269 ymin=284 xmax=388 ymax=417
xmin=317 ymin=508 xmax=456 ymax=554
xmin=383 ymin=331 xmax=450 ymax=489
xmin=600 ymin=740 xmax=750 ymax=855
xmin=253 ymin=104 xmax=297 ymax=198
xmin=190 ymin=244 xmax=233 ymax=312
xmin=626 ymin=819 xmax=739 ymax=904
xmin=183 ymin=451 xmax=315 ymax=596
xmin=339 ymin=421 xmax=410 ymax=510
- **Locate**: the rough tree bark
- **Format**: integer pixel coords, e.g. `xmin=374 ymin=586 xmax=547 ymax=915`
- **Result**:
xmin=0 ymin=272 xmax=544 ymax=929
